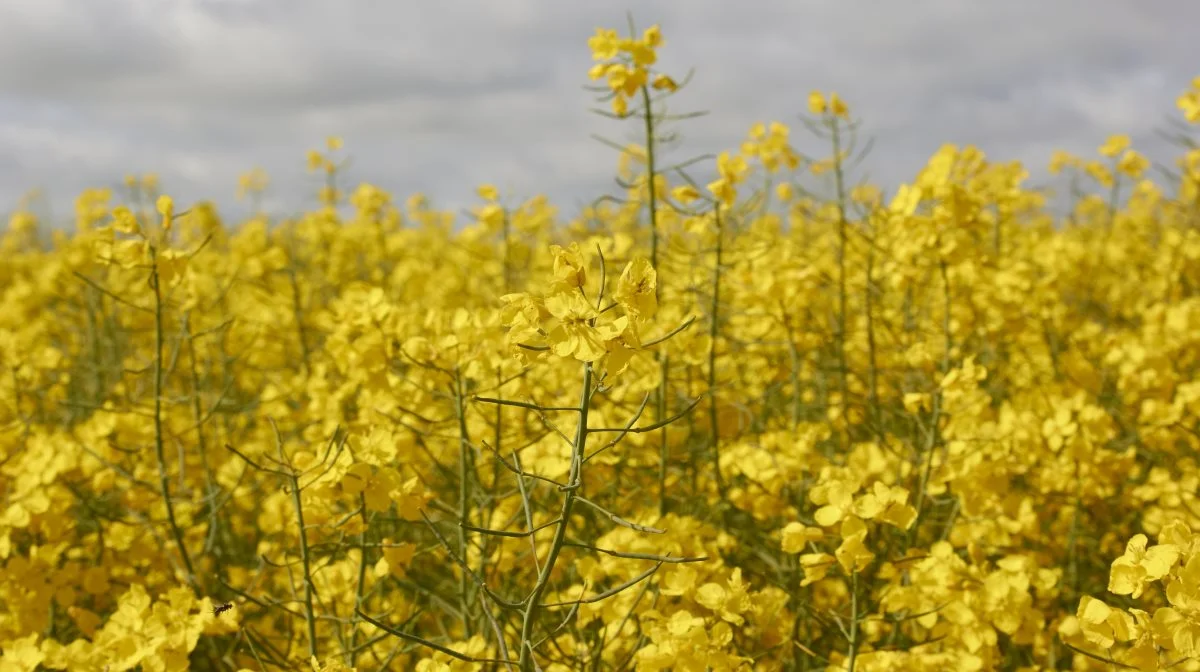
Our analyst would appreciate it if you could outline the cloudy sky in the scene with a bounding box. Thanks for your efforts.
[2,0,1198,225]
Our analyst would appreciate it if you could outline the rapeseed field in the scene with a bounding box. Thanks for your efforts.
[3,20,1200,672]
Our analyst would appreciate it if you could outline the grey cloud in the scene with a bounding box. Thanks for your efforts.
[1,0,1197,223]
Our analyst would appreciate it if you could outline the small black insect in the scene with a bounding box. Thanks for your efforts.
[213,602,234,617]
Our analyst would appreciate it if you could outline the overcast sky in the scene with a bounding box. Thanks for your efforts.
[2,0,1198,226]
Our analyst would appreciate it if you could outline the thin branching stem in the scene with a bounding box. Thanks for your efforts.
[149,243,197,588]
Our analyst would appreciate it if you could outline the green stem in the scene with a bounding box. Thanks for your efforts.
[907,260,952,548]
[707,207,727,498]
[864,223,881,438]
[349,495,369,669]
[149,245,197,588]
[830,120,851,440]
[454,370,477,636]
[183,314,221,585]
[517,363,592,671]
[658,354,670,516]
[282,433,320,660]
[640,84,660,285]
[847,569,859,671]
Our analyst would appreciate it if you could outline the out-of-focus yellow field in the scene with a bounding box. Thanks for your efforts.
[3,21,1200,672]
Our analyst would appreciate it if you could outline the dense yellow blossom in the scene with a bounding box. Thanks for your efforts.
[2,18,1200,672]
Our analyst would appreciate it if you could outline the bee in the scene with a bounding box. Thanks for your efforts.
[213,602,234,617]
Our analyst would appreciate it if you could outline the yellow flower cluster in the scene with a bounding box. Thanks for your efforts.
[1178,76,1200,124]
[587,24,677,117]
[2,18,1200,672]
[741,122,802,175]
[500,242,657,379]
[1066,522,1200,668]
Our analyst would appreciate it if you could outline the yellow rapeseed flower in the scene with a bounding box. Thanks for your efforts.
[807,90,827,115]
[155,194,174,230]
[1099,134,1131,158]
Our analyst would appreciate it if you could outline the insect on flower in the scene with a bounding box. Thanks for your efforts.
[213,602,234,617]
